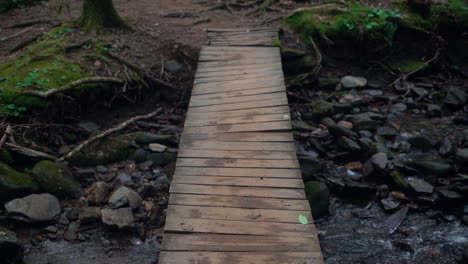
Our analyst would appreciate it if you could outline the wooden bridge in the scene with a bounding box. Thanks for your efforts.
[159,27,324,264]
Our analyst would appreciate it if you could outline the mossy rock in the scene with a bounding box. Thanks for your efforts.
[0,225,24,264]
[390,171,409,189]
[134,132,173,145]
[147,152,177,166]
[0,162,39,203]
[304,181,330,218]
[31,160,83,199]
[311,100,334,118]
[0,149,14,166]
[69,134,134,166]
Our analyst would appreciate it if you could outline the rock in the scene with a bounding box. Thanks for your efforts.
[101,208,134,229]
[147,152,177,166]
[0,149,14,165]
[371,152,388,170]
[304,181,330,218]
[131,149,149,163]
[311,100,334,118]
[337,121,353,129]
[164,60,183,74]
[456,148,468,162]
[86,182,111,204]
[108,186,142,209]
[149,143,167,152]
[444,87,467,107]
[31,160,83,199]
[391,103,407,112]
[390,171,409,189]
[134,132,172,145]
[95,165,108,173]
[5,193,60,222]
[409,160,452,176]
[341,76,367,89]
[298,156,323,181]
[137,161,153,171]
[0,226,24,264]
[408,135,434,151]
[64,229,77,241]
[44,225,58,233]
[328,124,359,138]
[292,120,315,131]
[353,119,378,131]
[78,207,102,223]
[439,138,455,156]
[77,121,100,134]
[337,137,362,152]
[69,134,134,166]
[0,162,39,203]
[66,207,78,220]
[407,177,434,193]
[437,189,462,199]
[426,104,442,117]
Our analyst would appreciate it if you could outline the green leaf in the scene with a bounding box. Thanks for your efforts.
[298,214,308,225]
[458,174,468,179]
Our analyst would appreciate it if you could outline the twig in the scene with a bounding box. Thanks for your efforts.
[309,36,323,77]
[104,52,177,89]
[59,108,163,161]
[387,49,440,88]
[0,125,12,149]
[0,27,33,42]
[5,142,57,160]
[20,77,124,98]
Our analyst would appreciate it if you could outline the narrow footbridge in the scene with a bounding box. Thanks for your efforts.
[160,27,324,264]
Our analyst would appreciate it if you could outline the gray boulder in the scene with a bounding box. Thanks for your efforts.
[101,208,134,229]
[5,193,60,222]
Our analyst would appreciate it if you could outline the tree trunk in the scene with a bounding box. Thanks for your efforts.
[78,0,129,33]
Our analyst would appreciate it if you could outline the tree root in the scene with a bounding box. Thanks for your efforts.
[59,108,163,161]
[20,77,124,98]
[0,27,33,42]
[5,142,58,160]
[104,52,177,90]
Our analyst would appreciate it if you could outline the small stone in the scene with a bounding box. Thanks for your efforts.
[371,152,388,170]
[311,100,334,118]
[353,119,378,131]
[66,207,79,221]
[337,137,362,152]
[58,214,69,225]
[328,124,359,138]
[126,190,142,209]
[407,177,434,193]
[86,181,111,204]
[408,135,434,151]
[101,208,135,230]
[164,60,183,74]
[95,165,108,174]
[292,120,315,131]
[137,161,153,171]
[149,143,167,153]
[337,121,353,129]
[426,104,442,117]
[108,186,142,209]
[5,194,61,222]
[77,121,100,134]
[391,103,407,112]
[78,207,102,223]
[64,229,77,241]
[456,148,468,162]
[44,226,58,233]
[341,76,367,89]
[444,87,467,107]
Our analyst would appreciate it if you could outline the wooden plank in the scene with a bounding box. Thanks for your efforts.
[189,92,284,107]
[180,140,295,151]
[207,31,278,37]
[159,251,322,264]
[206,27,277,32]
[180,131,293,142]
[190,86,285,99]
[172,176,304,189]
[186,106,289,119]
[169,194,310,211]
[174,167,301,178]
[201,45,277,51]
[167,205,312,223]
[185,113,290,127]
[176,158,299,169]
[209,41,276,46]
[188,98,288,113]
[165,216,315,235]
[177,149,297,159]
[197,58,280,68]
[183,121,291,133]
[161,233,321,252]
[170,184,305,199]
[193,75,283,90]
[196,65,281,76]
[194,71,283,84]
[199,53,279,61]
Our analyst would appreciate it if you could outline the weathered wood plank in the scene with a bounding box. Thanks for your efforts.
[176,158,299,169]
[180,140,295,151]
[174,167,302,178]
[159,251,323,264]
[177,149,297,159]
[186,106,289,119]
[161,233,321,252]
[172,176,304,188]
[167,205,312,223]
[180,131,293,142]
[189,92,285,107]
[194,71,283,84]
[190,87,285,100]
[170,184,305,199]
[185,113,290,127]
[183,121,291,133]
[188,99,288,113]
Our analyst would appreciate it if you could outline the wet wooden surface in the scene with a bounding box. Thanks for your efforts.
[160,27,324,264]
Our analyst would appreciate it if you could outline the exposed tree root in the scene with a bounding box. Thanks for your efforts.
[0,27,33,42]
[5,142,57,160]
[20,77,124,98]
[59,108,163,161]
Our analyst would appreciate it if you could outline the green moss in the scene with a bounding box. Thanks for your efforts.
[390,171,408,189]
[389,58,428,73]
[69,134,134,166]
[0,24,89,115]
[31,160,83,199]
[285,3,401,50]
[0,161,39,202]
[271,39,282,46]
[304,181,330,218]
